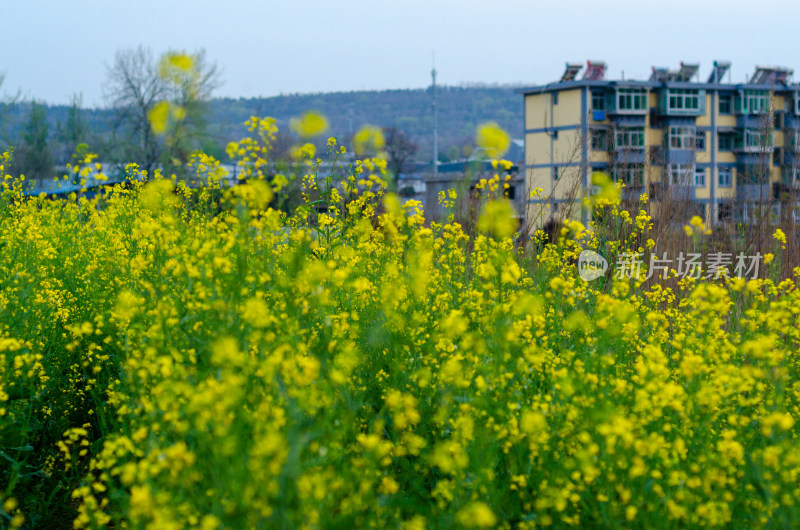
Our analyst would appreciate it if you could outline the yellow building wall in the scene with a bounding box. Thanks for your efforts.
[589,150,609,163]
[525,132,550,167]
[527,167,552,198]
[717,115,737,128]
[552,128,582,164]
[525,166,555,231]
[553,89,582,127]
[553,165,584,201]
[525,201,553,231]
[646,128,664,147]
[525,94,547,131]
[696,95,712,127]
[645,166,661,185]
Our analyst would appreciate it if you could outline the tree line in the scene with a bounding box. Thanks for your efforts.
[0,49,523,184]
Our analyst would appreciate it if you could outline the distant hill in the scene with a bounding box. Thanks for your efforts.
[1,85,524,163]
[208,85,523,160]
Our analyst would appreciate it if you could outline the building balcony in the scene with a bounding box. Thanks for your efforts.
[733,145,774,154]
[647,181,696,201]
[735,153,774,169]
[784,114,800,129]
[733,130,774,155]
[606,88,650,116]
[621,185,647,202]
[736,184,773,202]
[656,90,706,117]
[611,148,647,165]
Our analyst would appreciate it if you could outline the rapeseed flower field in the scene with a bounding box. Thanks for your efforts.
[1,117,800,529]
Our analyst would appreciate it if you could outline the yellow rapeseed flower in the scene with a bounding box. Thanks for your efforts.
[475,122,510,159]
[477,199,517,239]
[590,172,620,206]
[353,125,385,156]
[290,111,329,139]
[148,101,171,135]
[689,215,705,230]
[158,52,196,84]
[456,502,497,528]
[773,228,787,249]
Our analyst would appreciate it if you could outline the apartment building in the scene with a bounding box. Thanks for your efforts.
[519,61,800,228]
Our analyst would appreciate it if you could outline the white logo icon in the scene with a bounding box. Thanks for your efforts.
[578,250,608,281]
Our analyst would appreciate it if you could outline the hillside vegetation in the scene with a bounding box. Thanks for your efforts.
[0,86,523,165]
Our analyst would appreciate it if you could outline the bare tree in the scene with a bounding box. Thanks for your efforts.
[104,46,221,176]
[383,126,418,184]
[161,49,222,175]
[105,46,165,175]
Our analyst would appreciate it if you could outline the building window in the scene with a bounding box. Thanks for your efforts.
[694,167,706,187]
[719,133,734,151]
[591,130,608,151]
[738,129,774,151]
[612,165,644,187]
[667,89,701,111]
[719,167,732,187]
[695,131,706,151]
[616,88,648,111]
[669,125,696,149]
[735,202,749,223]
[786,129,800,152]
[614,127,645,149]
[552,92,558,105]
[591,92,605,111]
[719,94,733,114]
[740,90,770,114]
[552,167,559,181]
[669,164,693,185]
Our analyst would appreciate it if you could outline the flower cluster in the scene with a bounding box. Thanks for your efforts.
[1,119,800,529]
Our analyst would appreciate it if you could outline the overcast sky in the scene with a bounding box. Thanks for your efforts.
[4,0,800,108]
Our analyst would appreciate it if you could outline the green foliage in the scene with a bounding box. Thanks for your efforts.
[10,101,53,181]
[55,94,90,163]
[1,120,800,529]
